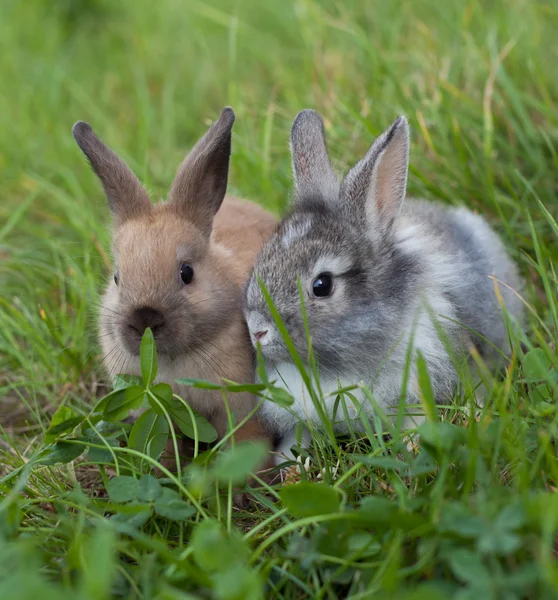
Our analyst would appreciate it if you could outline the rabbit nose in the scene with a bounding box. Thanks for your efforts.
[253,330,268,341]
[130,306,165,335]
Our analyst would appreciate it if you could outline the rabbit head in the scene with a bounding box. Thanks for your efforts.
[73,108,247,373]
[244,110,422,374]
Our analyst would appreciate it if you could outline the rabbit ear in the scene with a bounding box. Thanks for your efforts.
[342,116,409,230]
[290,109,340,206]
[168,107,234,235]
[72,122,151,222]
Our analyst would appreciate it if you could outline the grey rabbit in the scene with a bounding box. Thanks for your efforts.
[244,110,524,464]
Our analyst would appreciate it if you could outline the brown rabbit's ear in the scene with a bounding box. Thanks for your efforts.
[168,107,235,236]
[290,109,340,207]
[342,116,409,230]
[72,122,151,222]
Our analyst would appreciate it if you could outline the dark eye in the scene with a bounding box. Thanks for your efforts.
[312,273,333,297]
[114,271,119,285]
[180,263,194,285]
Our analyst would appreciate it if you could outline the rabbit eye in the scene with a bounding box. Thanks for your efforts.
[114,271,119,285]
[180,263,194,285]
[312,273,333,297]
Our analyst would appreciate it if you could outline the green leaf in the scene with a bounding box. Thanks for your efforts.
[447,549,490,584]
[494,503,525,531]
[358,496,399,526]
[107,476,139,503]
[175,378,223,390]
[137,474,163,502]
[314,520,349,559]
[154,488,195,521]
[266,385,294,408]
[417,421,467,452]
[358,497,426,531]
[174,379,267,394]
[438,503,485,538]
[525,491,558,524]
[213,566,263,600]
[111,504,152,529]
[477,528,521,555]
[101,386,146,422]
[35,441,85,465]
[86,438,119,464]
[93,389,116,413]
[140,327,158,385]
[166,398,218,443]
[191,520,249,573]
[128,409,169,460]
[530,381,553,405]
[154,588,200,600]
[221,382,267,393]
[347,532,381,558]
[523,348,551,380]
[408,451,439,476]
[0,500,21,539]
[151,382,173,402]
[113,374,143,390]
[45,406,76,444]
[280,482,341,517]
[389,584,456,600]
[77,526,116,599]
[45,406,82,443]
[212,441,269,485]
[532,400,555,417]
[45,417,84,442]
[183,463,212,497]
[83,420,126,441]
[285,532,321,569]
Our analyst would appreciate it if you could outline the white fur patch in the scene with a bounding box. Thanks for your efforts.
[395,222,463,291]
[282,217,312,248]
[312,254,353,277]
[394,224,423,255]
[258,361,368,433]
[259,357,429,465]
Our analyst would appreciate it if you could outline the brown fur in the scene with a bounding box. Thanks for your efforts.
[73,108,278,460]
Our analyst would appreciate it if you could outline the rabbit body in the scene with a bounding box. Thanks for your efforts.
[73,109,278,442]
[244,112,523,462]
[101,195,277,437]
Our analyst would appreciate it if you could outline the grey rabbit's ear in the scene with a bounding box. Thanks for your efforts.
[290,109,340,206]
[168,107,235,236]
[342,116,410,230]
[73,122,151,222]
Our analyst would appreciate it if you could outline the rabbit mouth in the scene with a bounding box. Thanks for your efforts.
[120,323,185,361]
[246,310,307,363]
[246,312,281,356]
[249,334,294,363]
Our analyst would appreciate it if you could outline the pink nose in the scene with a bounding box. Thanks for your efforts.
[253,330,268,341]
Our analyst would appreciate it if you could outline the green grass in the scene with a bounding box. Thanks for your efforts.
[1,0,558,598]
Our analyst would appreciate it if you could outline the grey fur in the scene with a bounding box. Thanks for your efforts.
[244,111,524,462]
[341,116,410,230]
[291,109,340,206]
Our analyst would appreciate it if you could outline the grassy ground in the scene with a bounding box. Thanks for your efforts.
[1,0,558,598]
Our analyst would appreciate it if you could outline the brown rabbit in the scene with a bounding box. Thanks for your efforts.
[73,107,278,462]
